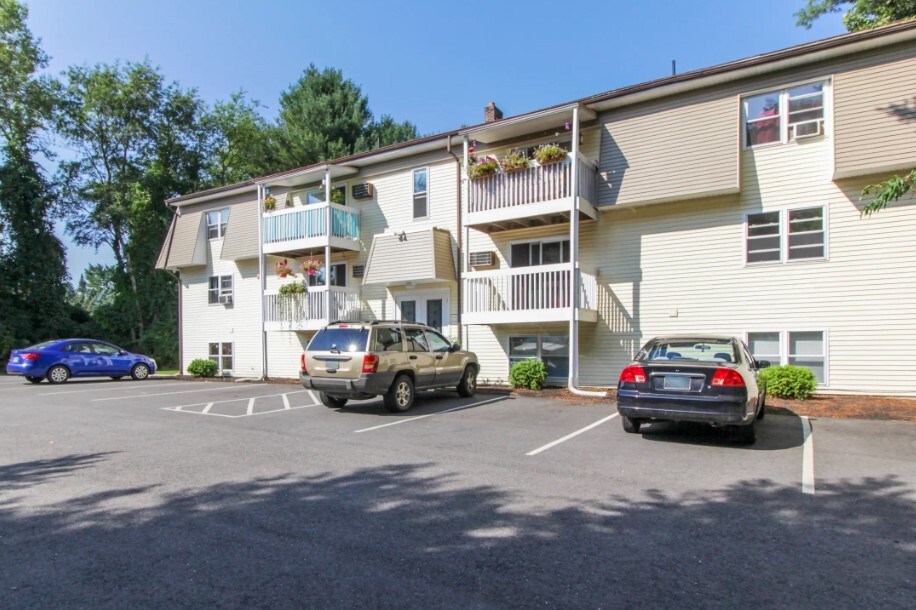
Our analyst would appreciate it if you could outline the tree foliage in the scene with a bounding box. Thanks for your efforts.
[795,0,916,30]
[861,169,915,215]
[203,91,277,186]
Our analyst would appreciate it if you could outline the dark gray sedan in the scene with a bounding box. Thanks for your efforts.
[616,335,769,443]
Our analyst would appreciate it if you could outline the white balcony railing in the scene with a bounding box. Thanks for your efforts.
[262,203,360,246]
[468,156,598,215]
[264,286,361,330]
[463,263,597,323]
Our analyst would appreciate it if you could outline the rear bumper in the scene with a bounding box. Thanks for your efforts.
[5,362,45,377]
[617,391,755,425]
[300,371,396,399]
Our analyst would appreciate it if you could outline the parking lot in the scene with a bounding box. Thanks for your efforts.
[2,375,914,608]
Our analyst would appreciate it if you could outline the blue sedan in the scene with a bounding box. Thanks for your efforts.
[5,339,157,384]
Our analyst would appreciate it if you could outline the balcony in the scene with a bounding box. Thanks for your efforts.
[466,155,599,233]
[463,263,598,325]
[264,286,362,331]
[262,203,360,256]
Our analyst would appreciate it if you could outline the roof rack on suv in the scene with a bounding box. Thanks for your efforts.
[370,320,424,326]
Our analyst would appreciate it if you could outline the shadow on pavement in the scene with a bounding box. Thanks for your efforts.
[328,392,513,417]
[639,414,804,450]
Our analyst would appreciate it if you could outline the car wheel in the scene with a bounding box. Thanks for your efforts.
[319,392,348,409]
[47,365,70,384]
[757,393,766,420]
[456,366,477,398]
[131,363,150,380]
[384,374,415,413]
[734,420,757,445]
[110,376,124,381]
[621,415,641,434]
[26,376,43,384]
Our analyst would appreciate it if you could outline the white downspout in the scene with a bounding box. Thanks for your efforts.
[258,183,268,380]
[324,168,332,323]
[568,107,607,399]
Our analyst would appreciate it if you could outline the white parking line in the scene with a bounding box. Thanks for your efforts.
[201,402,214,414]
[246,398,255,416]
[163,390,308,411]
[801,416,816,495]
[94,384,263,401]
[354,396,508,433]
[526,413,619,456]
[39,381,189,396]
[165,404,318,418]
[282,394,291,409]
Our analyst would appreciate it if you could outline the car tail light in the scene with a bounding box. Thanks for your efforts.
[300,354,307,373]
[711,369,745,387]
[22,353,40,361]
[619,365,646,384]
[362,354,379,374]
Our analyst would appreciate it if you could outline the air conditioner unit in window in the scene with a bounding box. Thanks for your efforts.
[792,120,822,140]
[351,183,374,200]
[218,295,233,306]
[469,251,495,267]
[352,264,365,279]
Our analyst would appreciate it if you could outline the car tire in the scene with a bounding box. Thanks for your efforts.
[621,415,641,434]
[46,365,70,384]
[456,365,477,398]
[26,376,43,384]
[110,376,123,381]
[319,392,348,409]
[757,393,766,420]
[131,363,150,381]
[734,420,757,445]
[384,374,415,413]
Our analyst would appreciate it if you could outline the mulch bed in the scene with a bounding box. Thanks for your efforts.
[486,386,916,422]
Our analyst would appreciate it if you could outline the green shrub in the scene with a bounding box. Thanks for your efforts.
[509,359,548,390]
[758,365,817,400]
[187,358,219,378]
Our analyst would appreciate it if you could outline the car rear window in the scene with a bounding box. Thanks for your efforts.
[642,340,738,364]
[25,341,57,350]
[308,328,369,353]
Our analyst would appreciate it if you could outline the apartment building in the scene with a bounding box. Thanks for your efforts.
[157,22,916,396]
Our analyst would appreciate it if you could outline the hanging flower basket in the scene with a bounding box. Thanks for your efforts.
[263,195,277,211]
[533,143,568,165]
[275,259,295,278]
[300,259,321,276]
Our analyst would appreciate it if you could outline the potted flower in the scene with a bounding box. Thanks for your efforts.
[263,194,277,211]
[467,155,500,179]
[275,259,295,278]
[300,259,322,276]
[278,281,307,295]
[533,143,568,165]
[500,148,530,172]
[277,281,307,326]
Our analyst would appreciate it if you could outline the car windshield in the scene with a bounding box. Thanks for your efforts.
[308,328,369,353]
[24,341,58,350]
[642,340,738,364]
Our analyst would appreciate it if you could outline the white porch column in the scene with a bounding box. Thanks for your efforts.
[569,108,580,389]
[324,168,332,322]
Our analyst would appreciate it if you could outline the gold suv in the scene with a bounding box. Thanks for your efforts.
[300,321,480,412]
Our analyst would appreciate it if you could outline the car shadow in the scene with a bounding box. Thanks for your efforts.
[638,414,804,451]
[329,391,512,417]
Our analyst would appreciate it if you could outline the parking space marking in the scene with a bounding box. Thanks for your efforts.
[161,390,315,418]
[246,398,255,416]
[354,396,508,433]
[94,384,264,401]
[39,381,189,396]
[801,416,815,495]
[201,402,214,414]
[526,413,619,456]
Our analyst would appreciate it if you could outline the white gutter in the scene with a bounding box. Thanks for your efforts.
[568,106,607,399]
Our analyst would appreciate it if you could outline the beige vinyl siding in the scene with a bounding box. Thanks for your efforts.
[179,251,262,378]
[266,331,311,379]
[597,91,739,207]
[363,228,455,285]
[155,214,177,269]
[833,53,916,179]
[165,209,207,268]
[221,196,260,261]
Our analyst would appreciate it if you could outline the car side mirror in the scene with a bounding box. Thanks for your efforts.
[448,343,459,353]
[756,359,771,369]
[119,350,128,356]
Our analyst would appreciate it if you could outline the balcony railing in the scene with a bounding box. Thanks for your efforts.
[262,203,360,246]
[264,286,361,330]
[468,156,598,215]
[463,263,597,324]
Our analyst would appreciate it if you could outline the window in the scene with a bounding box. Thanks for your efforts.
[412,168,428,219]
[509,239,571,267]
[509,335,569,380]
[744,81,826,147]
[400,300,416,323]
[405,327,429,352]
[746,207,825,264]
[308,328,369,352]
[425,330,451,353]
[373,327,404,352]
[208,342,233,371]
[208,275,233,304]
[747,331,826,383]
[207,209,229,239]
[303,185,346,206]
[307,262,346,288]
[92,343,121,356]
[64,342,93,353]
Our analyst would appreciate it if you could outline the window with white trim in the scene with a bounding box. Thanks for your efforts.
[746,206,825,264]
[307,262,347,288]
[208,342,233,371]
[302,185,346,205]
[412,168,428,219]
[207,209,229,239]
[509,238,571,267]
[509,335,569,380]
[743,81,826,147]
[747,331,826,383]
[208,275,233,304]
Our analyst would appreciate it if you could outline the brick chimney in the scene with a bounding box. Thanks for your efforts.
[484,101,503,123]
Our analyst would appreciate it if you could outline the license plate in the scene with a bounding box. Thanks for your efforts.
[663,375,691,390]
[326,364,337,373]
[11,356,19,363]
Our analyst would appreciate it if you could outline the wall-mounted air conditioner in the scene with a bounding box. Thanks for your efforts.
[352,264,365,279]
[791,120,822,140]
[219,295,233,306]
[352,183,374,200]
[469,251,495,267]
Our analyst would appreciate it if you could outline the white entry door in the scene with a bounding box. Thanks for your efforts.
[396,290,450,333]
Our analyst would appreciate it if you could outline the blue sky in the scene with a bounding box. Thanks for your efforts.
[26,0,846,282]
